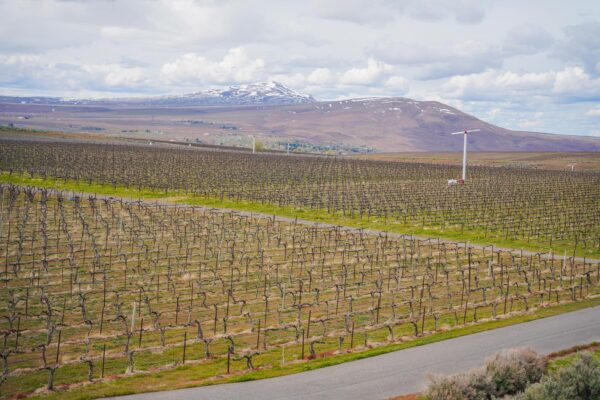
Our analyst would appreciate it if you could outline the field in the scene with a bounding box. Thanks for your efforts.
[0,137,599,398]
[1,185,600,398]
[1,139,599,258]
[3,0,600,398]
[358,152,600,172]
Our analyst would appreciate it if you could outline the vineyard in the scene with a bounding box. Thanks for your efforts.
[1,140,599,257]
[1,185,599,398]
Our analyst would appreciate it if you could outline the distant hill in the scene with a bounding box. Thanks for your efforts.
[178,97,600,152]
[1,84,600,152]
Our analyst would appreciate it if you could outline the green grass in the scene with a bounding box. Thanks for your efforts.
[1,172,597,259]
[0,125,44,133]
[548,346,600,372]
[25,297,600,400]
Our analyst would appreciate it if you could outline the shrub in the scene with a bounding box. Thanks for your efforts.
[425,348,545,400]
[425,370,491,400]
[519,353,600,400]
[485,348,546,397]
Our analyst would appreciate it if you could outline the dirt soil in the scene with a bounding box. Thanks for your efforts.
[388,393,421,400]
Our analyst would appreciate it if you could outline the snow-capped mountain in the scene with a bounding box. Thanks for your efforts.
[141,81,316,106]
[3,89,600,151]
[0,82,316,107]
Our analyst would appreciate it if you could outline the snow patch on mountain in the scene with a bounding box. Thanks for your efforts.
[147,81,316,106]
[0,82,315,107]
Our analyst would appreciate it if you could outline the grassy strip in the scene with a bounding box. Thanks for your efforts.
[1,172,597,259]
[548,344,600,372]
[27,297,600,400]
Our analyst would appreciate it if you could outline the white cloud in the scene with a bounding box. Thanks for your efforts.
[503,24,553,54]
[517,119,541,129]
[443,67,600,102]
[554,22,600,76]
[161,48,265,85]
[271,64,408,98]
[487,107,501,119]
[339,58,393,85]
[495,71,554,91]
[0,54,150,92]
[403,0,486,25]
[4,54,41,65]
[586,106,600,117]
[553,67,600,99]
[269,73,306,88]
[312,0,485,25]
[307,68,334,85]
[83,64,146,87]
[384,76,409,93]
[370,24,553,80]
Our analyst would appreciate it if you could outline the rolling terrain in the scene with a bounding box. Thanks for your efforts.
[2,82,600,152]
[1,134,599,399]
[174,98,600,152]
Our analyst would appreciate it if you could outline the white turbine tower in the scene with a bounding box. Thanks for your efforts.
[450,129,480,182]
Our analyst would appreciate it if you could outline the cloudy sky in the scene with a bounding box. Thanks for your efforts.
[1,0,600,136]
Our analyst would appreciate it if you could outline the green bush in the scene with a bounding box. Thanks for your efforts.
[519,353,600,400]
[254,140,265,151]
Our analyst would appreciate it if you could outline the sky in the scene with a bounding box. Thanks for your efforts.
[1,0,600,136]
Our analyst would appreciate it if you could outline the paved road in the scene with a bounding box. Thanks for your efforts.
[108,305,600,400]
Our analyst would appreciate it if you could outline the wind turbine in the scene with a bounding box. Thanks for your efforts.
[450,129,480,182]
